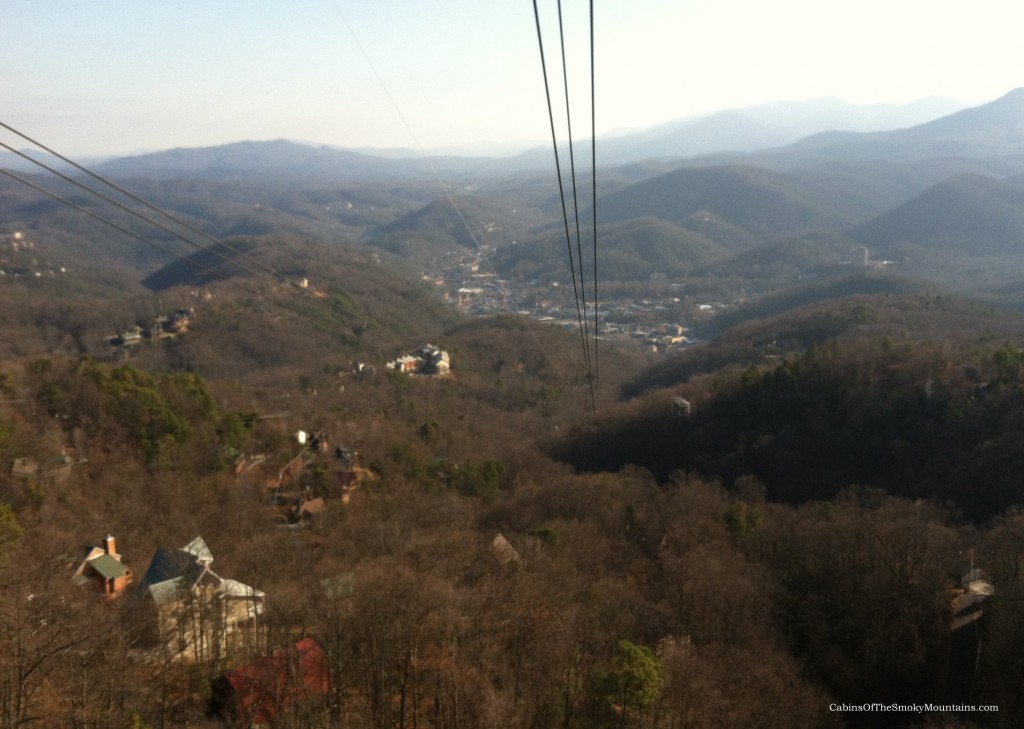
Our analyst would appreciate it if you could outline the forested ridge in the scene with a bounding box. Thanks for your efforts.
[0,244,1021,729]
[1,305,1024,728]
[558,336,1024,521]
[7,91,1024,728]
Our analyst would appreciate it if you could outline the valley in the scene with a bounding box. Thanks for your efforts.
[3,90,1024,729]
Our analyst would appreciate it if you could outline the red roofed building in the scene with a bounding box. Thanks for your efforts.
[210,637,329,727]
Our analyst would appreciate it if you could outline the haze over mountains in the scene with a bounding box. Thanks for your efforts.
[0,93,972,178]
[5,88,1024,313]
[100,94,977,178]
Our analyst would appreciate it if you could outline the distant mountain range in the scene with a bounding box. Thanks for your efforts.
[0,93,985,180]
[93,89,1024,183]
[555,95,970,164]
[747,88,1024,175]
[587,89,1024,242]
[503,88,1024,299]
[6,87,1024,321]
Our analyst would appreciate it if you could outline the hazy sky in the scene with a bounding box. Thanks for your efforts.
[2,0,1022,157]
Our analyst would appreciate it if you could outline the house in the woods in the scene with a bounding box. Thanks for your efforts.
[491,532,525,567]
[209,637,329,727]
[70,534,133,598]
[11,450,75,484]
[386,344,451,377]
[951,565,995,631]
[135,536,266,662]
[332,445,375,502]
[10,457,39,479]
[271,495,327,527]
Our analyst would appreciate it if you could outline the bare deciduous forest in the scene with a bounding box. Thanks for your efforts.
[1,296,1023,729]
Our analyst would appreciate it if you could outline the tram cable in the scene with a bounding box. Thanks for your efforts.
[532,0,599,410]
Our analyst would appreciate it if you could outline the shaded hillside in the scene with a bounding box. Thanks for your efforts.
[622,292,1020,397]
[494,217,732,283]
[852,174,1024,254]
[558,336,1024,521]
[141,238,256,291]
[704,270,926,337]
[595,165,855,240]
[372,194,546,261]
[0,234,462,376]
[0,174,187,271]
[437,314,649,417]
[0,172,436,273]
[112,176,435,241]
[623,298,880,398]
[699,230,861,282]
[126,238,461,378]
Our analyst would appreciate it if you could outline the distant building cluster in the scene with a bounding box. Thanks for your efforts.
[263,428,374,524]
[113,307,196,348]
[386,343,451,377]
[0,230,32,252]
[428,251,703,355]
[10,448,76,484]
[0,230,68,279]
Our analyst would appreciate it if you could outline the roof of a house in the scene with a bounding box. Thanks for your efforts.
[137,546,210,605]
[218,578,266,601]
[491,532,524,566]
[300,497,326,516]
[80,545,104,562]
[181,536,214,564]
[139,548,206,589]
[139,537,265,610]
[88,553,129,580]
[148,576,188,606]
[10,457,39,477]
[214,638,328,724]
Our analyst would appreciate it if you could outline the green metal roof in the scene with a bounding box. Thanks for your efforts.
[88,553,128,580]
[148,576,187,606]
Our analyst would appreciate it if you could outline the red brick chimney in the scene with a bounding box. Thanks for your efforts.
[104,534,119,560]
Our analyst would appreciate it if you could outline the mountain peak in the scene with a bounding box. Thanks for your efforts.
[911,87,1024,139]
